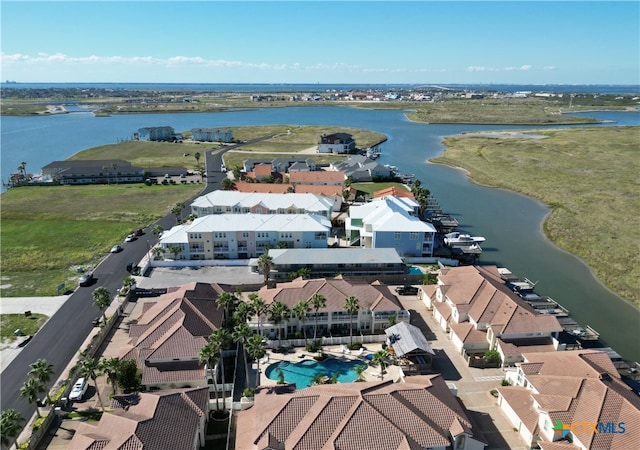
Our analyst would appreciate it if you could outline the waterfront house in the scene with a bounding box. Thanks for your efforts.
[135,126,175,141]
[236,375,487,450]
[498,350,640,450]
[190,190,334,219]
[255,276,409,339]
[346,195,436,257]
[422,265,564,366]
[262,247,406,280]
[316,132,356,154]
[330,154,393,181]
[385,321,435,373]
[243,157,317,173]
[190,127,232,143]
[159,213,331,260]
[69,388,209,450]
[118,282,228,390]
[41,159,145,185]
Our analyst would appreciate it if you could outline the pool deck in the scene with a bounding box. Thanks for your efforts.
[257,343,401,386]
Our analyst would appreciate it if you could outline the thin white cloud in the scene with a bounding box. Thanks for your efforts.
[467,64,554,72]
[0,52,444,75]
[466,66,499,72]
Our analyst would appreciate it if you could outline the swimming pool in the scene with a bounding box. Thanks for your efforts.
[265,358,367,389]
[408,266,424,275]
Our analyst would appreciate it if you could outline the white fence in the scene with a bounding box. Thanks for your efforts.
[266,333,387,349]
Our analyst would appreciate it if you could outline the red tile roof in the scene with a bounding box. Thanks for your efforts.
[236,375,486,450]
[235,181,290,193]
[119,282,227,385]
[289,170,345,185]
[69,388,209,450]
[257,276,402,312]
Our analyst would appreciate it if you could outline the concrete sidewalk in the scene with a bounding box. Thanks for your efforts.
[397,294,528,450]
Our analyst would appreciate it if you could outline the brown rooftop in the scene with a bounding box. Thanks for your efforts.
[237,375,486,450]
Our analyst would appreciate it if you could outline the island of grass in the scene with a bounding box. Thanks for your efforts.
[432,125,640,307]
[0,125,386,297]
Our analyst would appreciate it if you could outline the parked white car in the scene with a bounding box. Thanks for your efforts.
[69,377,88,401]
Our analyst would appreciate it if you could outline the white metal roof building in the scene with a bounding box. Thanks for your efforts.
[190,190,335,218]
[347,196,436,257]
[159,213,331,260]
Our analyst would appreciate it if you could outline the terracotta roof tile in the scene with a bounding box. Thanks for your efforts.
[237,375,486,450]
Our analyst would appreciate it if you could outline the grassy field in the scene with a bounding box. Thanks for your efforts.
[406,98,600,124]
[68,140,220,170]
[0,313,48,341]
[221,125,386,169]
[0,183,202,296]
[433,126,640,307]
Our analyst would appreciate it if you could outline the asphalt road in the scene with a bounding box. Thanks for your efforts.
[0,146,235,421]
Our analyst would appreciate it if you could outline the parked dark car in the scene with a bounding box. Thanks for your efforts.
[79,273,95,287]
[395,285,418,296]
[133,228,144,236]
[126,262,135,272]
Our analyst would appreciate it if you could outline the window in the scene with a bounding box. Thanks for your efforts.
[394,232,402,240]
[242,232,249,238]
[409,232,419,240]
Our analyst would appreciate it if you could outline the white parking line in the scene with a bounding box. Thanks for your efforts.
[474,375,505,382]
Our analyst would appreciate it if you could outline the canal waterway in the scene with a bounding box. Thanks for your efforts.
[1,106,639,361]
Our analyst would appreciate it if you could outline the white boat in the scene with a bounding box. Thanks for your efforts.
[444,232,486,247]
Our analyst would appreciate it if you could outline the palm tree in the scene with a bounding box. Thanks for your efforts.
[233,301,252,326]
[198,342,221,411]
[152,224,164,236]
[112,162,118,184]
[80,358,105,412]
[344,296,360,348]
[92,286,112,323]
[151,246,165,261]
[167,245,182,260]
[257,253,273,286]
[245,334,266,376]
[194,151,201,165]
[1,409,24,450]
[232,323,252,387]
[292,300,311,346]
[171,202,184,223]
[311,293,327,341]
[19,378,45,418]
[28,359,54,405]
[354,364,366,382]
[372,350,389,381]
[248,294,267,336]
[221,178,235,191]
[216,292,237,327]
[100,357,121,396]
[269,301,290,348]
[210,329,230,411]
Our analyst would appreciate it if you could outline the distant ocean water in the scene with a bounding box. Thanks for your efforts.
[2,82,639,95]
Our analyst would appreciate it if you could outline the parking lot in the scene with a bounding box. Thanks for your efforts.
[135,264,264,289]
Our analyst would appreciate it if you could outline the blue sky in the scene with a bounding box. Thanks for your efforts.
[1,1,638,84]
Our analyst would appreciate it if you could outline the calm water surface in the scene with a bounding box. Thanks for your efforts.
[2,107,638,360]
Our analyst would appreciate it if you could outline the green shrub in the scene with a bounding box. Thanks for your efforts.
[243,388,255,398]
[349,341,362,351]
[485,350,501,364]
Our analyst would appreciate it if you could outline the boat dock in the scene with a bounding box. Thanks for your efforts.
[498,269,601,344]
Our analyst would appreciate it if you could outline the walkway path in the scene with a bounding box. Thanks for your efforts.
[397,294,528,450]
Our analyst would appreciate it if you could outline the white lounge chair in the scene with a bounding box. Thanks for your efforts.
[356,348,364,356]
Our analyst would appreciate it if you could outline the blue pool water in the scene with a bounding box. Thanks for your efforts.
[408,266,424,275]
[265,358,367,389]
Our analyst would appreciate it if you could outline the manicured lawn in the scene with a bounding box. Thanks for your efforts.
[433,126,640,306]
[1,183,202,296]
